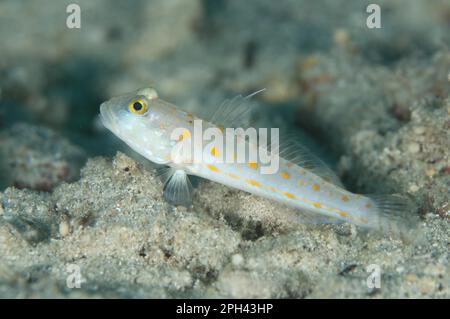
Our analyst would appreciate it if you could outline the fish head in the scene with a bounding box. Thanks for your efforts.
[99,87,176,164]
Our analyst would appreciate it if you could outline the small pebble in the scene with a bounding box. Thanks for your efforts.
[113,152,138,173]
[409,184,419,193]
[408,142,420,154]
[413,126,426,135]
[231,254,244,267]
[59,220,70,237]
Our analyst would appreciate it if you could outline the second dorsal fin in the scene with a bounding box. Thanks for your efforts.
[273,134,344,187]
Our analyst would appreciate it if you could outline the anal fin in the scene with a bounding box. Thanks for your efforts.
[290,208,344,225]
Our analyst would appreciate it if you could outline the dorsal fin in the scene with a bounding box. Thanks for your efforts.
[207,89,265,128]
[273,134,343,187]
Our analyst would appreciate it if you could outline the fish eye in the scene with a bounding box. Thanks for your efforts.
[128,98,148,115]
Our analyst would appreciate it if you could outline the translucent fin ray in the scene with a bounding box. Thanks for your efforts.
[366,194,421,240]
[273,134,343,187]
[290,208,344,225]
[207,89,265,129]
[162,169,193,207]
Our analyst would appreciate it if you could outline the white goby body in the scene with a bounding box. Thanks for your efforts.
[100,87,418,236]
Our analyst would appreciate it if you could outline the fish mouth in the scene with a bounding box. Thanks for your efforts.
[99,102,116,132]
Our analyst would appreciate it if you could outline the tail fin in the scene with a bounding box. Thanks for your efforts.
[365,194,421,241]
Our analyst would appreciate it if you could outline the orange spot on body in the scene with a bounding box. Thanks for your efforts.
[178,129,191,141]
[246,179,262,187]
[280,171,290,179]
[341,195,349,202]
[339,211,349,217]
[248,161,258,170]
[313,202,322,208]
[207,164,219,172]
[226,172,240,180]
[365,203,373,209]
[284,192,296,199]
[210,146,220,157]
[312,184,321,191]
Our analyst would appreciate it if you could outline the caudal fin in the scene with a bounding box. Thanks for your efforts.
[366,194,421,241]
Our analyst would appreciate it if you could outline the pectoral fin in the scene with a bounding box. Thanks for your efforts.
[163,169,193,207]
